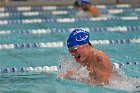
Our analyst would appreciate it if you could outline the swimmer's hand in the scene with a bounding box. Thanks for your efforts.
[58,70,75,79]
[58,70,85,80]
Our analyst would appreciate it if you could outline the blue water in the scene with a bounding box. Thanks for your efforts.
[0,5,140,93]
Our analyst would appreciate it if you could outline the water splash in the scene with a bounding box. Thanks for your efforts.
[105,68,140,92]
[58,55,90,81]
[58,55,140,92]
[58,55,80,74]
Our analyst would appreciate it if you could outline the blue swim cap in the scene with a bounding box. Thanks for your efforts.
[81,0,91,4]
[67,28,89,48]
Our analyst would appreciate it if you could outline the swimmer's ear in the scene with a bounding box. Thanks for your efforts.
[88,42,92,46]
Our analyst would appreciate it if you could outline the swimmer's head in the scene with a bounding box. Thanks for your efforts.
[67,28,90,48]
[80,0,91,4]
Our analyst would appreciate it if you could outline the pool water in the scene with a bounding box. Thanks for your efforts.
[0,4,140,93]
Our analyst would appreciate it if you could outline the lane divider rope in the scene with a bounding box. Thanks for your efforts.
[1,8,140,18]
[0,8,140,18]
[0,26,140,35]
[0,61,139,73]
[0,38,140,49]
[0,16,140,25]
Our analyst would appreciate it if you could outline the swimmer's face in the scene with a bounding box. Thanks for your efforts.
[68,43,89,63]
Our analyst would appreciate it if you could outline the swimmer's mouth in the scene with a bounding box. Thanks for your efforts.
[75,54,80,59]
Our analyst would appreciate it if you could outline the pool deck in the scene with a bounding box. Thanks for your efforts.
[0,0,140,7]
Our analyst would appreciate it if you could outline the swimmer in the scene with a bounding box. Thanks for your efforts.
[58,28,140,91]
[74,0,101,17]
[60,28,113,86]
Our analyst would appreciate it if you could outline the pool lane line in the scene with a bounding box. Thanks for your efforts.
[0,61,139,73]
[0,8,140,18]
[0,16,140,25]
[0,38,140,49]
[0,25,140,35]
